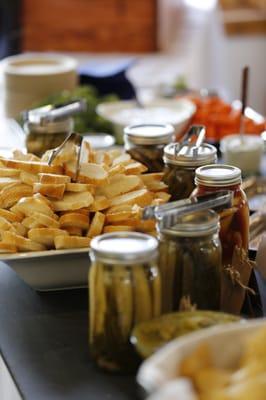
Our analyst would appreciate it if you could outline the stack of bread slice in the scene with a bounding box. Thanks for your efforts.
[0,143,170,253]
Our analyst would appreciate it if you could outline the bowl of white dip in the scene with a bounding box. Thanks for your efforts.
[97,98,196,144]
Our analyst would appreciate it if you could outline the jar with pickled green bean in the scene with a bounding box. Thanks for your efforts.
[124,124,174,172]
[158,210,222,313]
[89,232,161,372]
[163,142,217,201]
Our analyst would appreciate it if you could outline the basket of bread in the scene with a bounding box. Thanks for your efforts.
[0,135,170,290]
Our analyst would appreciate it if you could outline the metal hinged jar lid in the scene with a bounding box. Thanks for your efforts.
[160,209,220,237]
[23,100,86,135]
[124,124,174,145]
[163,142,217,167]
[90,232,158,264]
[195,164,242,187]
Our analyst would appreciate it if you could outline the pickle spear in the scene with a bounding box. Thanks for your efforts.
[150,265,161,318]
[132,264,152,324]
[113,265,133,341]
[94,262,107,337]
[89,263,97,343]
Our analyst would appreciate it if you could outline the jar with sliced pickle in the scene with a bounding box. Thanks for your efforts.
[163,142,217,201]
[89,232,161,372]
[158,210,222,313]
[25,118,73,157]
[124,124,174,172]
[194,165,249,266]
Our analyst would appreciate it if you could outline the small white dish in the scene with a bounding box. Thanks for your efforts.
[220,134,264,176]
[0,248,89,291]
[97,98,196,144]
[137,318,266,396]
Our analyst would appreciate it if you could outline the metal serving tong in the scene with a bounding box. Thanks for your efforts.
[143,190,233,229]
[47,132,83,181]
[23,100,87,126]
[174,125,206,157]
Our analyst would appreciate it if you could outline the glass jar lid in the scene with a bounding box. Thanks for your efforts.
[90,232,158,264]
[161,209,219,237]
[124,124,174,145]
[163,142,217,167]
[25,118,73,135]
[195,164,242,187]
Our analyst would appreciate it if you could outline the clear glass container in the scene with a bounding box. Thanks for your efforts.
[158,210,222,313]
[124,124,174,172]
[163,142,217,201]
[25,118,73,157]
[193,164,249,266]
[89,232,161,372]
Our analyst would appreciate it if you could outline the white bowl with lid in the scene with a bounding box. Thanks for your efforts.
[2,53,78,117]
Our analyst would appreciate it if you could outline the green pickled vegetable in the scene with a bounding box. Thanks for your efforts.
[131,310,241,358]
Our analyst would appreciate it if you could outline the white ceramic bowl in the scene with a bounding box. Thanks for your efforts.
[137,318,266,397]
[220,134,264,175]
[2,53,77,117]
[97,98,196,144]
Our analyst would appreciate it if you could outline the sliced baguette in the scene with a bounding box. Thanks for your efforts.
[2,231,46,252]
[103,225,135,233]
[33,183,66,200]
[0,242,17,253]
[0,158,63,175]
[54,235,91,250]
[77,163,108,185]
[28,228,68,248]
[0,208,23,223]
[124,162,148,175]
[86,212,105,238]
[112,153,131,166]
[64,226,83,236]
[66,182,95,193]
[0,183,33,208]
[12,197,55,218]
[59,212,90,230]
[20,171,38,185]
[0,177,21,190]
[0,168,21,177]
[140,173,164,183]
[22,212,60,229]
[109,189,153,208]
[38,173,71,184]
[100,174,141,199]
[89,196,110,212]
[52,191,94,212]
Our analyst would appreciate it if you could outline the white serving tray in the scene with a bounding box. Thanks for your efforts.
[0,248,89,291]
[137,318,266,398]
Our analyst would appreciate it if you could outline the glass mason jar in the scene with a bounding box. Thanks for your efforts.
[158,210,222,313]
[24,118,73,157]
[193,165,249,266]
[163,142,217,201]
[124,124,174,172]
[89,232,161,372]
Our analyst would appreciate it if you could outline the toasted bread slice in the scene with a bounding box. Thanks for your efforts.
[32,193,54,209]
[66,182,95,193]
[52,191,94,212]
[76,163,108,185]
[107,148,123,161]
[105,208,141,224]
[59,213,90,230]
[0,216,14,231]
[12,222,28,237]
[109,189,153,208]
[100,174,141,199]
[135,220,156,232]
[64,226,83,236]
[0,158,63,175]
[106,204,136,214]
[28,228,68,248]
[144,180,168,192]
[0,242,17,253]
[33,183,66,200]
[94,151,112,166]
[89,196,110,212]
[20,171,38,185]
[112,153,131,166]
[0,168,21,177]
[22,212,60,229]
[124,162,148,175]
[140,173,164,183]
[38,173,71,184]
[12,196,55,218]
[86,212,105,238]
[0,208,23,223]
[13,150,40,162]
[108,164,126,177]
[2,231,46,251]
[0,177,21,190]
[54,235,91,250]
[0,183,33,208]
[103,225,135,233]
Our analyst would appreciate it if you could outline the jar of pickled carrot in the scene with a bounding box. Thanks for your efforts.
[193,165,249,266]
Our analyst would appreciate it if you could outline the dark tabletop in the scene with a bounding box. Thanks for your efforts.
[0,262,139,400]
